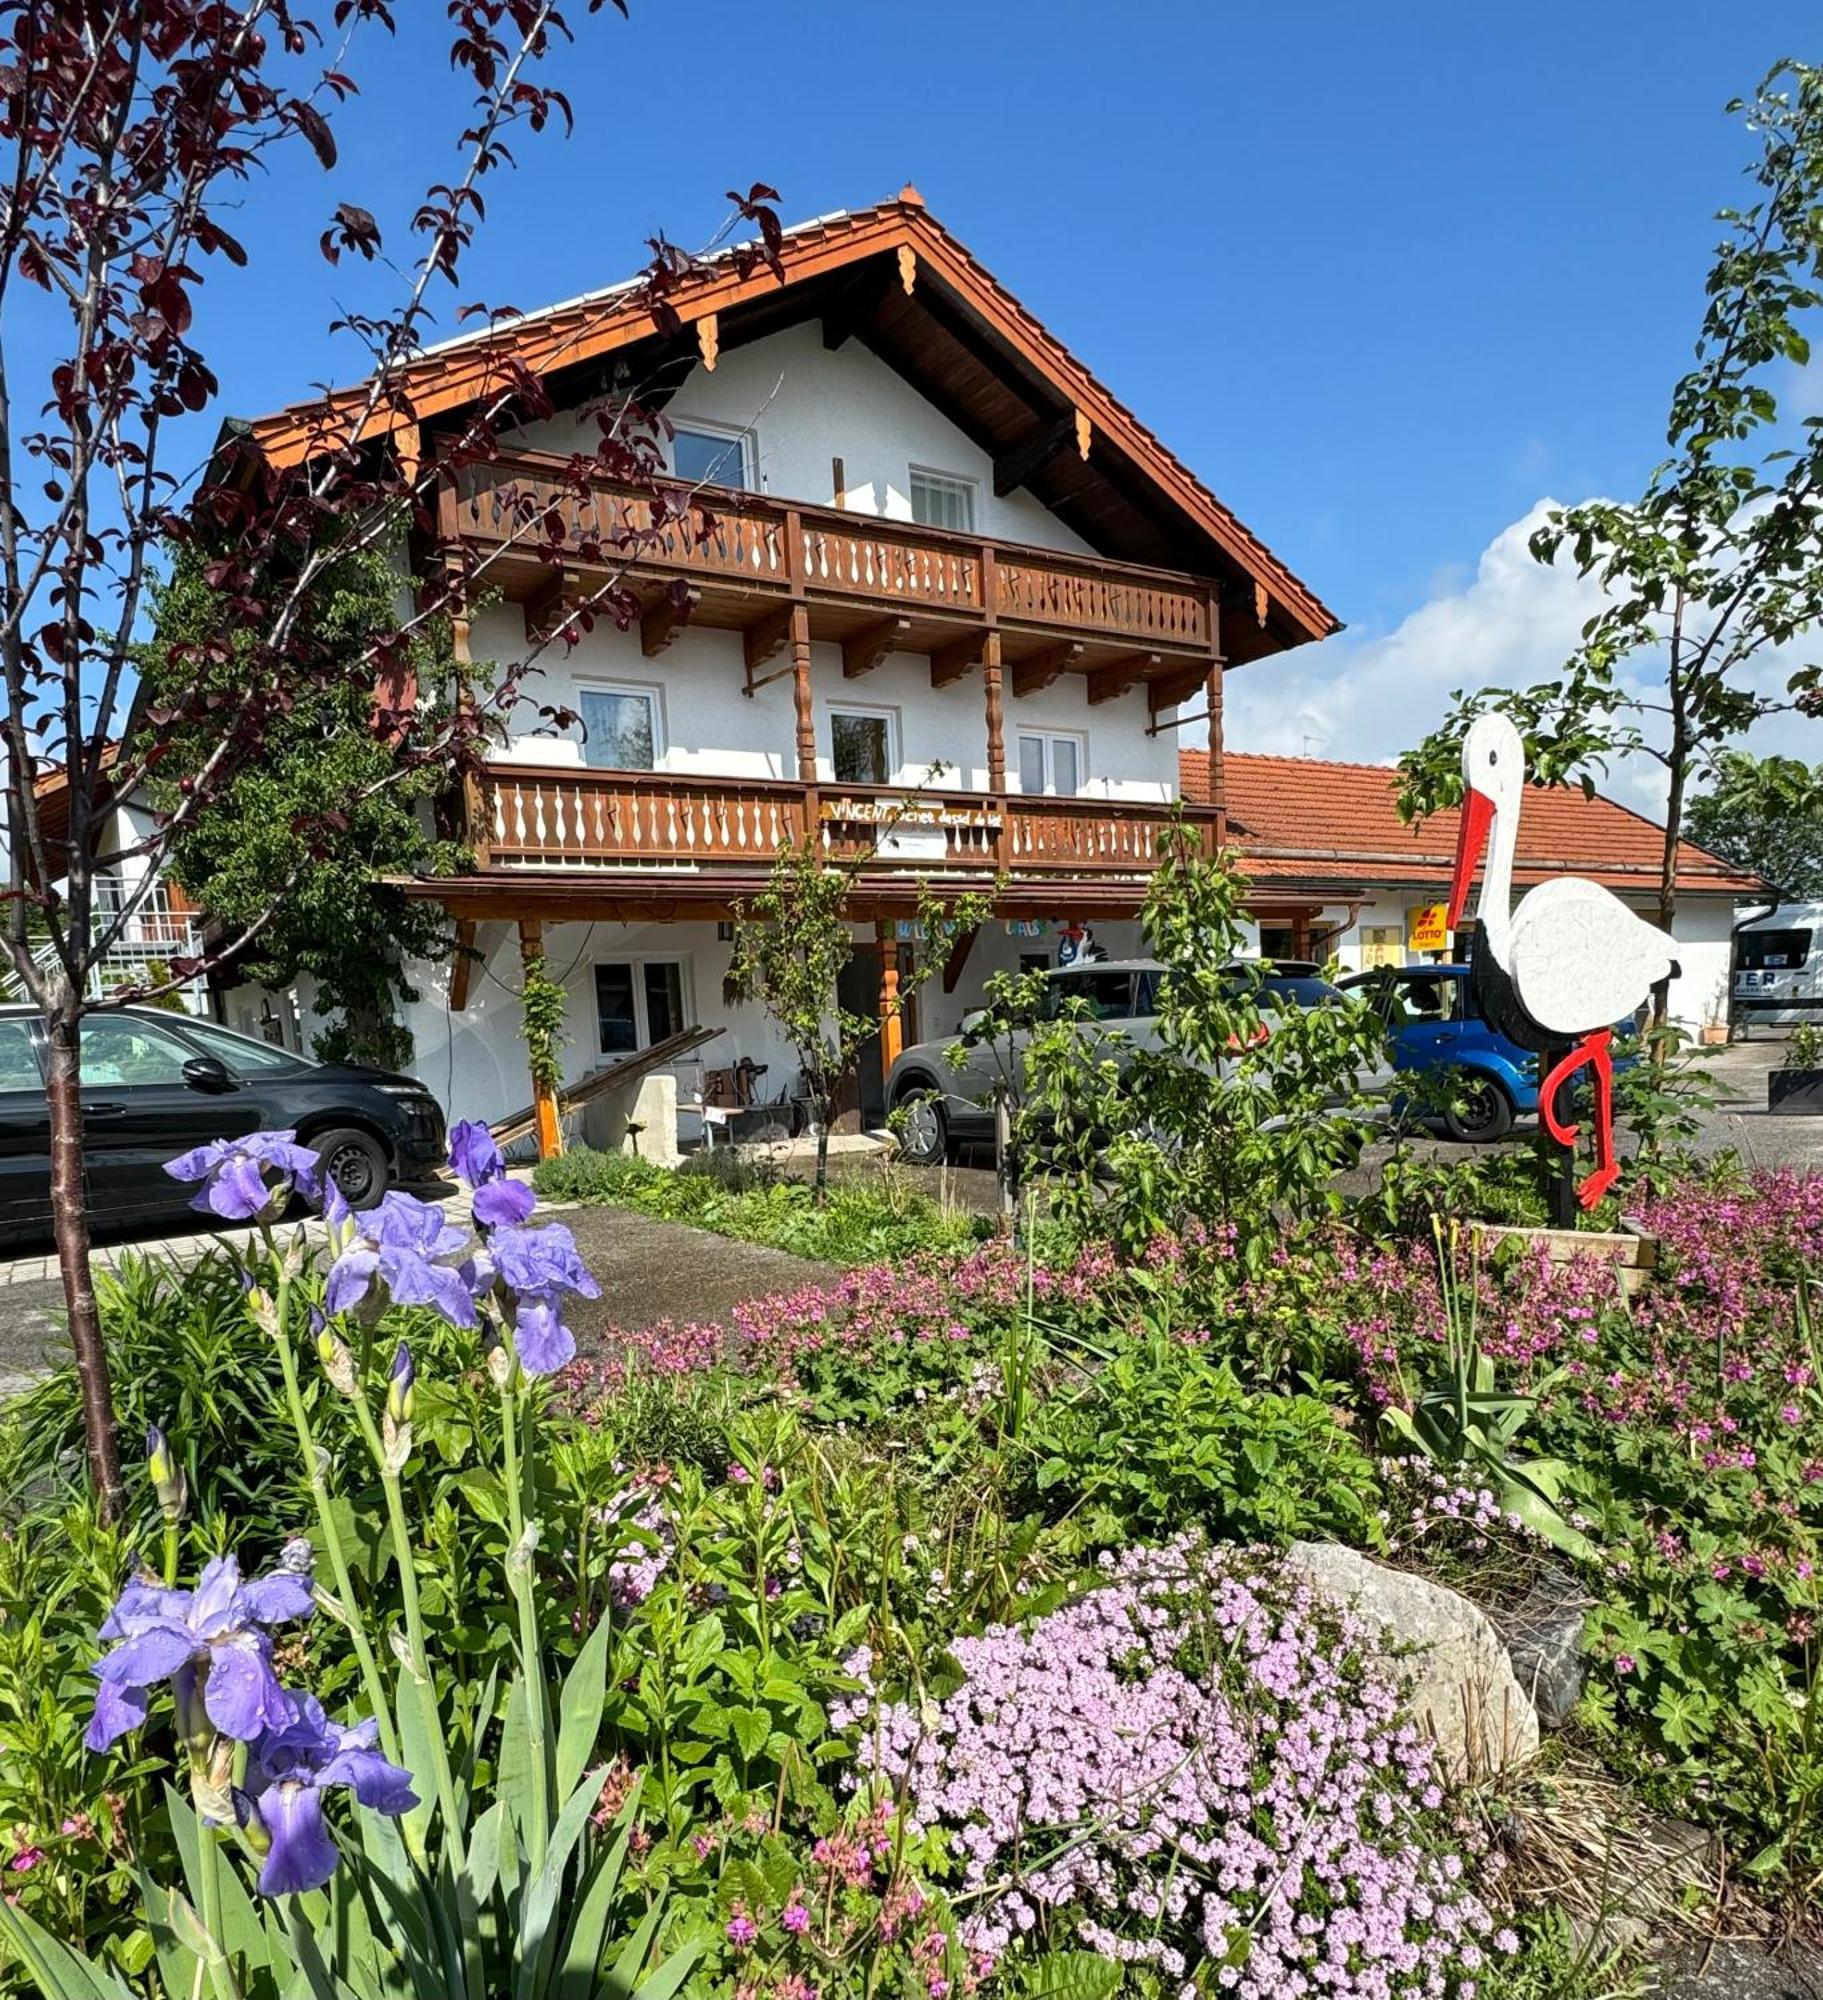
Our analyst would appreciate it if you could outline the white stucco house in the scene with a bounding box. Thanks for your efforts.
[238,189,1342,1145]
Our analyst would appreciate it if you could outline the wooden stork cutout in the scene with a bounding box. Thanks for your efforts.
[1449,712,1679,1211]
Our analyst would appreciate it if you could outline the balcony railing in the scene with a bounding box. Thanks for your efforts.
[473,765,1218,878]
[440,453,1219,664]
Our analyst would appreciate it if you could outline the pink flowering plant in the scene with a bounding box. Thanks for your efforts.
[846,1536,1507,1997]
[1334,1171,1823,1888]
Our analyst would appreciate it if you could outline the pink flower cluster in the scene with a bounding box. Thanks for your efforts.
[849,1538,1502,1998]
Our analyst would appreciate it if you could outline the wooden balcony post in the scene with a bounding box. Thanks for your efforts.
[790,602,819,846]
[517,916,564,1161]
[983,631,1008,869]
[1207,596,1226,852]
[875,918,903,1073]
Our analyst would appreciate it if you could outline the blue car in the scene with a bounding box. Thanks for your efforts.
[1337,964,1542,1142]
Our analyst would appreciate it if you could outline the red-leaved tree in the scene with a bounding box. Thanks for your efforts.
[0,0,781,1507]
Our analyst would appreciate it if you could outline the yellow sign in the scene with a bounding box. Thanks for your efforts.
[1406,903,1449,953]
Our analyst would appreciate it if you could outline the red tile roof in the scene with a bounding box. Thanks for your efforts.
[1181,749,1765,899]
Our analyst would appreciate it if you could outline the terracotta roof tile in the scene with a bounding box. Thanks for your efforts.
[1181,749,1764,899]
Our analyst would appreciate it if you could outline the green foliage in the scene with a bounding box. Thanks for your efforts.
[726,837,993,1198]
[138,535,464,1069]
[532,1144,982,1266]
[519,954,569,1093]
[1398,63,1823,930]
[1017,1338,1382,1554]
[1010,824,1388,1269]
[1611,1023,1724,1195]
[1788,1020,1823,1069]
[1687,750,1823,902]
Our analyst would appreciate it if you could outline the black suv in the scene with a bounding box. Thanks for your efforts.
[0,1005,447,1240]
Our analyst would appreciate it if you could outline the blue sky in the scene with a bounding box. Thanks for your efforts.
[146,2,1823,790]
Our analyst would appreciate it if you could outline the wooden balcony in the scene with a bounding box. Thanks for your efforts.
[469,764,1217,888]
[438,452,1222,702]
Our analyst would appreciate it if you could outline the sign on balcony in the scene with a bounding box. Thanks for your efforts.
[876,821,952,863]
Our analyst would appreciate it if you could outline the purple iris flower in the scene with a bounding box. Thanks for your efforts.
[241,1694,417,1896]
[323,1191,477,1329]
[86,1555,313,1753]
[486,1220,599,1377]
[448,1117,536,1229]
[164,1131,321,1221]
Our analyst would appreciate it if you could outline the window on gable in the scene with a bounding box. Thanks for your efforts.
[1016,729,1083,798]
[672,422,754,491]
[831,708,895,786]
[579,685,661,771]
[909,468,977,533]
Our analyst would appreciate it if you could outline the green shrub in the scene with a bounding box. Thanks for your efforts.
[1014,1337,1383,1555]
[533,1144,982,1266]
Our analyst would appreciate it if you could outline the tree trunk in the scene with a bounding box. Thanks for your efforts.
[43,993,122,1513]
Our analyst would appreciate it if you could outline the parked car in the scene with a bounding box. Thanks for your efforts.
[1334,964,1546,1141]
[885,959,1376,1165]
[0,1005,448,1240]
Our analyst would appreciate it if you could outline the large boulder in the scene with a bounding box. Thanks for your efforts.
[1285,1541,1540,1780]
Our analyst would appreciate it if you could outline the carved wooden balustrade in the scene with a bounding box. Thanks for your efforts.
[441,453,1218,661]
[475,765,1218,877]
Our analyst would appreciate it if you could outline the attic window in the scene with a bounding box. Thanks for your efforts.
[909,468,976,533]
[672,422,754,491]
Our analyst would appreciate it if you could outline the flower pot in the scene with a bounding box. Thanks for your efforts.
[1769,1066,1823,1115]
[1699,1023,1729,1046]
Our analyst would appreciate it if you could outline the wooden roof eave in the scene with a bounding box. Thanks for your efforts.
[241,201,1338,654]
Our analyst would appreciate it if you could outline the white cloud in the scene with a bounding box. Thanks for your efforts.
[1224,499,1823,820]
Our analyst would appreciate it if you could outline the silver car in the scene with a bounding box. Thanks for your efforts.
[884,959,1365,1165]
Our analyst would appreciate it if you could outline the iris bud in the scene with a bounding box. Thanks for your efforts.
[146,1424,186,1525]
[386,1343,416,1425]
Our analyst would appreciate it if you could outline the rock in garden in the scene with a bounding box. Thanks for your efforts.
[1284,1541,1540,1779]
[1494,1566,1593,1729]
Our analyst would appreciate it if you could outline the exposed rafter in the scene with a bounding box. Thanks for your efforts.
[842,615,911,679]
[1012,641,1084,699]
[523,569,577,644]
[993,412,1075,498]
[741,605,795,688]
[640,586,700,658]
[930,633,987,688]
[820,262,894,350]
[1086,651,1161,705]
[1147,663,1208,714]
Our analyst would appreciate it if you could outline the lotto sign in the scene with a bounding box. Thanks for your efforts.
[1406,903,1449,952]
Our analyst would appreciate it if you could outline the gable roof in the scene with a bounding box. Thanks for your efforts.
[1182,749,1766,900]
[239,192,1337,664]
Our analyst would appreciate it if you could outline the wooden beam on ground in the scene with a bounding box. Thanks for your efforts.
[640,585,700,659]
[489,1024,720,1152]
[1086,651,1161,705]
[842,615,911,680]
[448,919,479,1011]
[742,604,795,685]
[942,922,979,994]
[993,413,1075,497]
[930,632,986,689]
[1012,641,1085,699]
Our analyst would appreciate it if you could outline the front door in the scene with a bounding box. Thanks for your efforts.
[77,1014,261,1222]
[833,954,882,1131]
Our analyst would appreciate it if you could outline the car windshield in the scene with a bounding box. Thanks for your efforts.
[1259,975,1341,1009]
[177,1018,313,1078]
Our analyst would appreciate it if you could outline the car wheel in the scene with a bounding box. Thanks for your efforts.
[310,1127,389,1210]
[1443,1077,1514,1144]
[894,1088,948,1166]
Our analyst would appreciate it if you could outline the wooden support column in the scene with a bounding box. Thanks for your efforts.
[449,919,479,1011]
[983,632,1007,870]
[876,919,903,1072]
[790,602,819,842]
[517,916,563,1161]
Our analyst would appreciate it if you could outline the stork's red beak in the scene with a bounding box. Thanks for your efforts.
[1448,789,1494,931]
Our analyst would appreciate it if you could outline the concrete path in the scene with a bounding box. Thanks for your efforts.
[0,1174,830,1394]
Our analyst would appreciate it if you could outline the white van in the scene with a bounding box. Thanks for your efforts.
[1734,901,1823,1029]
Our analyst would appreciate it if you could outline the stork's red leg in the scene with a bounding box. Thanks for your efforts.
[1538,1030,1618,1209]
[1578,1029,1618,1209]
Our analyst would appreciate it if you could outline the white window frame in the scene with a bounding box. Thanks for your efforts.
[908,465,978,534]
[827,701,900,787]
[593,954,694,1054]
[1015,727,1087,797]
[669,416,758,492]
[576,679,667,772]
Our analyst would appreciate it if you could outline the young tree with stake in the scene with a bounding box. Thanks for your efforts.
[0,0,783,1507]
